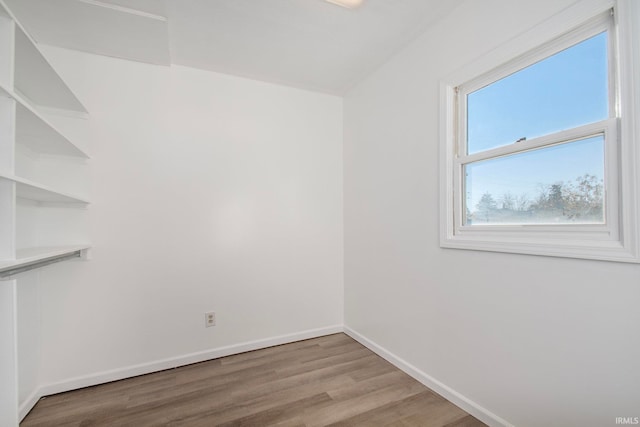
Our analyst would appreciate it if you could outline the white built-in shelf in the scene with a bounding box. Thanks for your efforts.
[0,245,90,278]
[0,0,87,113]
[0,82,89,158]
[0,172,89,204]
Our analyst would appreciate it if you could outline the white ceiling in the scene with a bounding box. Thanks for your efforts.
[6,0,463,95]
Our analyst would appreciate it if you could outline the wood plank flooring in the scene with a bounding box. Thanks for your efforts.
[21,333,486,427]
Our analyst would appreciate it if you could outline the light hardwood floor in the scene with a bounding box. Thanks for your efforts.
[21,333,486,426]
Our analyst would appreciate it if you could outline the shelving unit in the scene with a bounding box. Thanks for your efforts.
[12,12,87,113]
[0,0,91,424]
[0,173,90,204]
[0,82,89,158]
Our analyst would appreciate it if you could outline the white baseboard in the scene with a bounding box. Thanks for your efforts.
[18,324,343,421]
[18,389,42,422]
[343,326,514,427]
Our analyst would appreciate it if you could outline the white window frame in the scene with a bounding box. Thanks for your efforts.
[439,0,640,263]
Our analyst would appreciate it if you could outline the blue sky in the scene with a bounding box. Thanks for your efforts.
[465,32,608,209]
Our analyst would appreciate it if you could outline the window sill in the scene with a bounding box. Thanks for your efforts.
[440,234,639,263]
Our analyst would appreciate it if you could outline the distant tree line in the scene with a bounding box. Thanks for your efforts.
[469,174,603,224]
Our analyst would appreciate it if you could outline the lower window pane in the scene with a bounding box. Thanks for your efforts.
[464,136,605,225]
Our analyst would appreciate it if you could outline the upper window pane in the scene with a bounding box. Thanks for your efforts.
[467,32,608,154]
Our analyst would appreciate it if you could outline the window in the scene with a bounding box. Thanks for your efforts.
[440,0,640,262]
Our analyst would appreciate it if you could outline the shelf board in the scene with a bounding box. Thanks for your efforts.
[0,245,90,277]
[5,3,87,113]
[3,0,170,67]
[0,82,89,158]
[0,172,89,204]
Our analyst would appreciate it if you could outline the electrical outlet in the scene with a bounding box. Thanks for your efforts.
[205,311,216,327]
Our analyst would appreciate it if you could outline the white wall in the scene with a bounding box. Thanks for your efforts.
[344,1,640,426]
[30,46,344,386]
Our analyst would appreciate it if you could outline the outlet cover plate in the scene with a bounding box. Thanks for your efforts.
[205,311,216,327]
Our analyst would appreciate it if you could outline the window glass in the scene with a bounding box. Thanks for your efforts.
[467,32,608,154]
[464,135,605,225]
